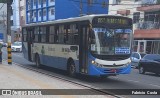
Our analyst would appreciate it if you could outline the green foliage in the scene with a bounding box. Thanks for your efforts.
[157,0,160,4]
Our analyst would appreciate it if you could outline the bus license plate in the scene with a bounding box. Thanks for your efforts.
[111,69,117,73]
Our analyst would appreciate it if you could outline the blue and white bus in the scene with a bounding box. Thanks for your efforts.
[22,14,132,77]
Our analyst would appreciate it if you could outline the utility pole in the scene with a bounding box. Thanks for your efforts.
[0,0,12,64]
[7,0,13,64]
[80,0,83,16]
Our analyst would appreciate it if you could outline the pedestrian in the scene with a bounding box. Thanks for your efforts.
[0,42,3,63]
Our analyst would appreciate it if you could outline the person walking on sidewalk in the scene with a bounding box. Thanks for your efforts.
[0,42,3,63]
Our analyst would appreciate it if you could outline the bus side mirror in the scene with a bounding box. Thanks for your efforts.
[70,46,78,51]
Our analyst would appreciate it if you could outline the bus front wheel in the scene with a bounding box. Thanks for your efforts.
[68,61,76,77]
[35,54,41,68]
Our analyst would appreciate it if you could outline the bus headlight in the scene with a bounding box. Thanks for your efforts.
[91,60,103,67]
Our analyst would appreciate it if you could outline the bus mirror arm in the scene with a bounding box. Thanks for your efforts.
[70,46,78,51]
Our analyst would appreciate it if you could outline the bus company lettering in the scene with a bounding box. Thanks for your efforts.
[97,18,127,25]
[62,48,70,52]
[48,47,55,51]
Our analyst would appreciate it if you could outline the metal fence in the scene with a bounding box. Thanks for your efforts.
[141,0,160,6]
[136,21,160,29]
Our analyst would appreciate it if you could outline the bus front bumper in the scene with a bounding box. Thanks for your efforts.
[88,64,131,76]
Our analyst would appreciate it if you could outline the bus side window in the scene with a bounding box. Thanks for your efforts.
[34,27,39,42]
[58,25,65,44]
[68,24,78,45]
[49,26,55,43]
[54,26,59,43]
[41,27,47,43]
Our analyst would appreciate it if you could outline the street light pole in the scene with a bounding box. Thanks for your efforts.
[7,0,12,64]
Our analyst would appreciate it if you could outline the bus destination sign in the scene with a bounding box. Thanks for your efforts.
[93,17,131,26]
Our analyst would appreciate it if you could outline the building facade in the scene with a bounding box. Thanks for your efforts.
[26,0,109,24]
[0,3,7,42]
[109,0,160,54]
[20,0,26,26]
[10,0,26,42]
[134,0,160,54]
[11,0,21,42]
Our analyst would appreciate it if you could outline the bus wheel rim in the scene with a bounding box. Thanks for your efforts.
[70,64,75,74]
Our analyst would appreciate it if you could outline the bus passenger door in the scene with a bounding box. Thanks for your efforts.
[27,28,34,61]
[79,24,88,74]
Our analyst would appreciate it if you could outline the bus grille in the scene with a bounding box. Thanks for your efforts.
[104,69,123,73]
[103,64,124,67]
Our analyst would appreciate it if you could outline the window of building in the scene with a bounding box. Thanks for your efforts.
[20,6,24,11]
[39,0,41,5]
[135,0,141,2]
[51,8,55,15]
[34,0,36,6]
[34,11,36,17]
[43,9,46,16]
[50,0,55,2]
[43,0,46,4]
[113,0,121,5]
[39,10,41,17]
[133,12,140,23]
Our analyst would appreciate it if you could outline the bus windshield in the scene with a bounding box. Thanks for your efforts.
[90,28,132,55]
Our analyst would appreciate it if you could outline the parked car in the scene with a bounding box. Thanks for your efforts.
[3,43,7,47]
[138,54,160,75]
[11,42,22,52]
[130,52,146,68]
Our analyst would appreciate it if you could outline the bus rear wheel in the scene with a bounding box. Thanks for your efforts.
[68,61,76,77]
[35,54,41,68]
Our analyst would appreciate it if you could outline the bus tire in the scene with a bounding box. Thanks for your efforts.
[67,60,76,77]
[35,54,41,68]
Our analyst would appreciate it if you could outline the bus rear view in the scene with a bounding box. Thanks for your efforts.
[88,16,132,77]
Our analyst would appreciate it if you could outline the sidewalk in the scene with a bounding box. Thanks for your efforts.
[0,62,114,98]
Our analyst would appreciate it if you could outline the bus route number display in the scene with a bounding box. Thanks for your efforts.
[93,17,130,26]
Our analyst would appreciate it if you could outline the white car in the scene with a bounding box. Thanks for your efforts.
[11,42,22,52]
[130,52,146,68]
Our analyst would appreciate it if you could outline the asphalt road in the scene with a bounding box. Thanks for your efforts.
[2,47,160,98]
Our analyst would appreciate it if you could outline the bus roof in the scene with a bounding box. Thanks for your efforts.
[23,14,130,27]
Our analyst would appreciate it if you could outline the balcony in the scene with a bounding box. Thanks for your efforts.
[134,21,160,39]
[136,21,160,29]
[134,29,160,39]
[137,0,160,11]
